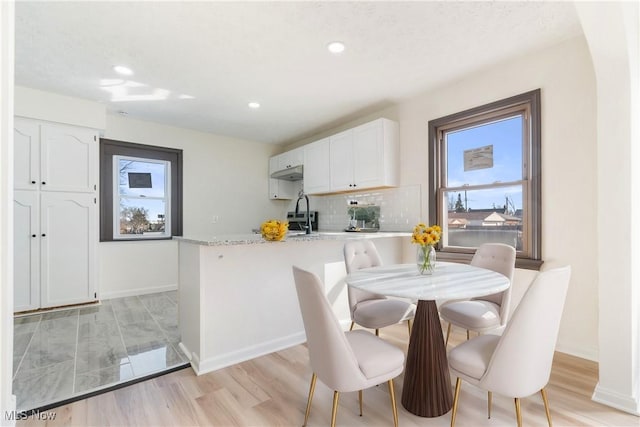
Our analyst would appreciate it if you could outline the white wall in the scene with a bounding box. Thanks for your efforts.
[13,88,285,299]
[0,1,16,423]
[288,36,599,360]
[577,1,640,415]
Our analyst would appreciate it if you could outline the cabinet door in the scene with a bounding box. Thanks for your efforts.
[329,130,355,191]
[14,191,40,312]
[40,123,98,193]
[269,155,296,199]
[353,120,384,188]
[40,192,97,308]
[278,147,304,170]
[303,138,331,194]
[14,118,40,191]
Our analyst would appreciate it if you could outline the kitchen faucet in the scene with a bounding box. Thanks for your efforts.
[295,190,312,234]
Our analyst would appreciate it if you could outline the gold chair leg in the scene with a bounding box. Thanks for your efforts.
[541,388,553,427]
[514,397,523,427]
[466,329,470,340]
[330,391,340,427]
[488,391,492,419]
[375,328,379,336]
[303,373,317,427]
[388,379,398,427]
[407,319,412,335]
[349,321,355,331]
[358,390,363,416]
[445,323,452,346]
[451,377,461,427]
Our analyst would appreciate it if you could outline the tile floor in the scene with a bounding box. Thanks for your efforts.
[12,291,188,411]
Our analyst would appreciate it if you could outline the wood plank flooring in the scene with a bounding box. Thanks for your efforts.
[17,322,639,426]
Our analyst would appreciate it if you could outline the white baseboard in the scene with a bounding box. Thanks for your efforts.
[592,383,640,416]
[100,284,178,300]
[555,342,598,362]
[188,331,307,376]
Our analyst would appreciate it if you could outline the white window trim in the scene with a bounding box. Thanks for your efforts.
[112,155,171,240]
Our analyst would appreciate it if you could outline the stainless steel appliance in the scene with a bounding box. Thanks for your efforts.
[287,210,318,232]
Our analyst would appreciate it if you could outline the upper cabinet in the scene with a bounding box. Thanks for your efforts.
[327,118,399,194]
[14,117,98,193]
[268,147,304,200]
[303,137,331,194]
[268,118,399,197]
[276,146,304,170]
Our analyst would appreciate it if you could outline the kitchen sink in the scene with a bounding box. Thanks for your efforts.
[286,232,320,238]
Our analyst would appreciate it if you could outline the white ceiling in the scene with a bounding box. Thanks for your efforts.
[14,1,583,145]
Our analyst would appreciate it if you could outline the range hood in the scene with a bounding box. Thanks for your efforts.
[270,165,303,181]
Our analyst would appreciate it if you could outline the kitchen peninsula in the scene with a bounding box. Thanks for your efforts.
[175,232,411,375]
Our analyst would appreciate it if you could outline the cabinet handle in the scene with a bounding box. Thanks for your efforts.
[41,233,46,237]
[31,234,36,238]
[31,180,36,184]
[41,181,46,185]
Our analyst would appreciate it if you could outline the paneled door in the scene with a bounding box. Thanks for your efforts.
[39,192,97,308]
[13,191,40,312]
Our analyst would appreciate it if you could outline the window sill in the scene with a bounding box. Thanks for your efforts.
[436,251,543,271]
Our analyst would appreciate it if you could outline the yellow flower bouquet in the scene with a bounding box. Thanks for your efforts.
[261,219,289,241]
[412,223,441,274]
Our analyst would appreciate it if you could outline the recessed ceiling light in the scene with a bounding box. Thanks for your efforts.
[327,41,345,54]
[113,65,134,76]
[248,102,260,109]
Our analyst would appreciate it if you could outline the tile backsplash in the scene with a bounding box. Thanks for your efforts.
[301,184,422,232]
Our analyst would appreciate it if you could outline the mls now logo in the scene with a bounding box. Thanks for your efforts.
[4,410,56,421]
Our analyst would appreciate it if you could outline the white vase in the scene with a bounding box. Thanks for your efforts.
[417,245,436,275]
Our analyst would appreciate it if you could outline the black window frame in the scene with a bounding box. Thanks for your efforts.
[428,89,542,270]
[100,138,183,242]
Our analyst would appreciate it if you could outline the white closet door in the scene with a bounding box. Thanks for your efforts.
[14,191,40,311]
[40,192,96,308]
[40,124,97,193]
[14,118,40,191]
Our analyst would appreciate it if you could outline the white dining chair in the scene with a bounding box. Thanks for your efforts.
[343,240,415,336]
[292,266,405,427]
[440,243,516,345]
[448,266,571,427]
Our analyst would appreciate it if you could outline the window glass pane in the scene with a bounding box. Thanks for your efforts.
[443,185,523,250]
[118,198,167,236]
[446,116,523,187]
[118,159,166,198]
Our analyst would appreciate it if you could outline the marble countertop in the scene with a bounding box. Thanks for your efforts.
[173,231,411,246]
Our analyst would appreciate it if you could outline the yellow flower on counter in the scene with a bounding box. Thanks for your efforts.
[261,219,289,241]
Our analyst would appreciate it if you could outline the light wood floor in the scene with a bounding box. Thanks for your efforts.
[18,323,639,427]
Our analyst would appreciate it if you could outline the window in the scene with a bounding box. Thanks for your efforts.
[428,90,541,269]
[100,139,182,241]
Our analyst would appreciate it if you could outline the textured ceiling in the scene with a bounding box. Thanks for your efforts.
[15,1,582,145]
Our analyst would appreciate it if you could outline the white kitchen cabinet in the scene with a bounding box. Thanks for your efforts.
[277,146,304,170]
[13,118,98,311]
[14,117,98,193]
[329,118,399,192]
[13,191,40,312]
[303,137,331,194]
[40,192,97,308]
[269,155,296,200]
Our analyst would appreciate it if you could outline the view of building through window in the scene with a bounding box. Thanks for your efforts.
[114,156,171,238]
[442,116,524,250]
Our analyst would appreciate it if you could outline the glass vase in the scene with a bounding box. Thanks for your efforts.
[417,245,436,275]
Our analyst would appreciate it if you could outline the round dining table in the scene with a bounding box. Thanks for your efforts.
[345,261,510,418]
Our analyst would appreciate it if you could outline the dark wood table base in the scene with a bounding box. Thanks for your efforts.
[401,300,453,417]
